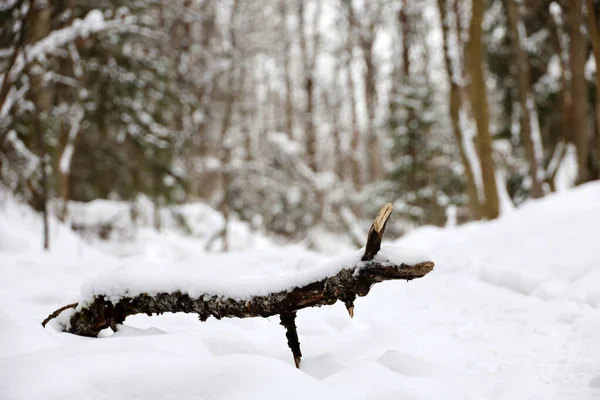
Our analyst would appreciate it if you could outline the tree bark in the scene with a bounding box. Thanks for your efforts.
[505,0,544,198]
[585,0,600,177]
[437,0,482,218]
[346,33,362,191]
[26,0,53,249]
[399,0,410,78]
[549,3,573,189]
[568,0,591,183]
[352,2,383,182]
[55,0,79,222]
[325,87,344,179]
[218,0,241,252]
[298,1,319,172]
[468,0,500,219]
[396,2,419,193]
[280,0,294,140]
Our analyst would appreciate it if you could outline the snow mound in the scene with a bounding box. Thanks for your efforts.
[398,181,600,308]
[69,197,271,252]
[2,183,600,399]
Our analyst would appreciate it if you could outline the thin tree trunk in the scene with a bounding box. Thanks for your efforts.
[195,0,216,159]
[453,0,464,45]
[346,45,362,191]
[280,0,294,139]
[363,45,383,182]
[0,0,32,124]
[26,0,52,249]
[36,118,49,250]
[549,3,573,189]
[468,0,499,219]
[153,184,162,232]
[298,1,318,172]
[397,1,418,192]
[55,0,81,222]
[568,0,591,183]
[437,0,482,219]
[585,0,600,175]
[219,0,241,252]
[505,0,544,198]
[243,64,254,162]
[343,0,383,182]
[325,86,344,180]
[399,0,410,78]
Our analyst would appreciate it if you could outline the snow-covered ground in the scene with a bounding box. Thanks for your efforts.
[1,183,599,400]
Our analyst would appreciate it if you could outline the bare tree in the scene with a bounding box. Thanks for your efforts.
[585,0,600,173]
[547,2,573,190]
[25,0,53,249]
[505,0,544,197]
[468,0,500,219]
[568,0,592,183]
[437,0,482,218]
[219,0,242,252]
[343,13,363,190]
[298,1,321,172]
[280,0,295,140]
[343,0,384,182]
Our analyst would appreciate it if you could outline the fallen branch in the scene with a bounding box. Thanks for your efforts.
[43,203,434,368]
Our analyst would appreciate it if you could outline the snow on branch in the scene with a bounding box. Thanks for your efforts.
[42,204,434,368]
[2,10,136,103]
[58,104,84,175]
[0,10,139,122]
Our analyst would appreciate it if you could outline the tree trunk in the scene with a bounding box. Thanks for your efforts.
[585,0,600,177]
[298,1,318,172]
[568,0,591,183]
[219,0,241,252]
[364,47,383,182]
[437,0,482,219]
[325,87,344,179]
[281,0,294,140]
[467,0,500,219]
[505,0,544,198]
[26,0,53,249]
[549,3,574,189]
[397,2,419,192]
[346,37,362,191]
[399,0,410,78]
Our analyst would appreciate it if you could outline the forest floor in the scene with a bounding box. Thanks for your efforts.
[1,183,599,400]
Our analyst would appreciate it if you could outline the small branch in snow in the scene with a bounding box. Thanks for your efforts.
[41,302,78,327]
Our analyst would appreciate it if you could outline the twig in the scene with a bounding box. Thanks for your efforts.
[280,312,302,368]
[41,302,78,327]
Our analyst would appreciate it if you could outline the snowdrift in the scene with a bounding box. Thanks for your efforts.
[398,181,600,308]
[1,183,600,399]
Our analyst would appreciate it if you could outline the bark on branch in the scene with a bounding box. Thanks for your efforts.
[42,204,434,368]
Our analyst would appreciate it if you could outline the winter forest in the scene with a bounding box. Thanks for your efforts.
[1,0,600,399]
[1,0,598,245]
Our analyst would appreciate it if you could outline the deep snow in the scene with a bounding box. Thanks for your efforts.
[1,183,599,399]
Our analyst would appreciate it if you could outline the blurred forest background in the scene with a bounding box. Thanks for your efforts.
[1,0,600,249]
